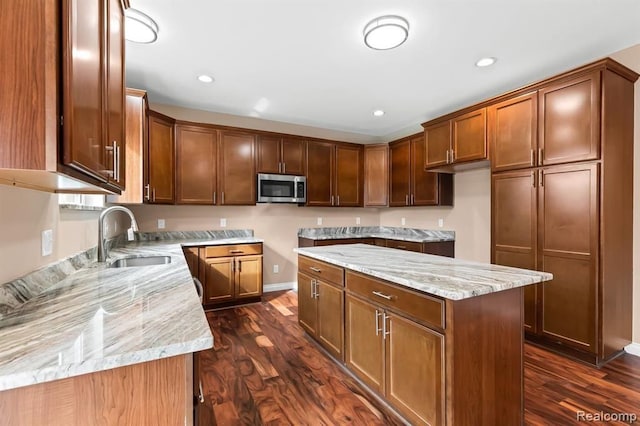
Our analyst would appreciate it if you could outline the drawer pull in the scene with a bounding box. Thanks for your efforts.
[309,267,322,273]
[396,245,406,249]
[229,250,244,254]
[372,291,394,300]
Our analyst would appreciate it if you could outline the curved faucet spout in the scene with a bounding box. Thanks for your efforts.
[98,206,139,262]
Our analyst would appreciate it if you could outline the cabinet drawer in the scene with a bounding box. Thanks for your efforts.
[385,239,423,253]
[204,243,262,258]
[298,256,344,286]
[345,271,444,330]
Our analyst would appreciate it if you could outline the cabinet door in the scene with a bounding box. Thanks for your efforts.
[176,125,217,204]
[539,72,600,166]
[335,145,362,207]
[386,313,444,426]
[200,256,234,304]
[364,145,388,207]
[424,121,451,169]
[256,135,281,174]
[452,108,487,163]
[345,295,384,393]
[389,140,411,207]
[147,112,175,203]
[235,255,263,299]
[316,281,344,360]
[62,0,107,181]
[539,164,598,353]
[306,141,334,206]
[281,137,306,175]
[218,131,256,205]
[489,92,538,172]
[411,136,439,206]
[183,247,199,278]
[105,0,125,189]
[297,273,318,336]
[492,170,538,333]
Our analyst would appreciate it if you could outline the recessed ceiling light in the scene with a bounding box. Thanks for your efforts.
[475,57,497,67]
[197,75,214,83]
[363,15,409,50]
[373,110,385,117]
[125,8,159,44]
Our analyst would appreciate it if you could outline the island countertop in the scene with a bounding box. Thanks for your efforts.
[0,230,262,392]
[295,244,552,300]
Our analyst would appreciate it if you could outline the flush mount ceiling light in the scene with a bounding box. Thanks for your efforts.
[363,15,409,50]
[197,75,214,83]
[373,110,385,117]
[125,8,159,44]
[475,57,497,67]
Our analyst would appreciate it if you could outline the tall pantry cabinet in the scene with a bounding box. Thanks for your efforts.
[490,60,637,365]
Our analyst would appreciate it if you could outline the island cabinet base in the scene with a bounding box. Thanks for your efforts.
[298,253,527,426]
[0,354,194,426]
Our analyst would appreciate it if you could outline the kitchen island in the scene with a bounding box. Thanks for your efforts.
[295,244,552,426]
[0,230,261,425]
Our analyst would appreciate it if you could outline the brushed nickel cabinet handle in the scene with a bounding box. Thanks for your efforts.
[198,381,205,404]
[144,184,150,201]
[229,249,244,254]
[539,170,544,187]
[405,194,409,205]
[446,149,450,164]
[331,195,334,206]
[372,290,393,300]
[450,149,455,162]
[530,149,535,166]
[375,309,383,336]
[309,267,321,273]
[410,194,414,205]
[213,191,216,204]
[283,162,286,174]
[383,313,390,338]
[538,148,543,165]
[337,195,340,206]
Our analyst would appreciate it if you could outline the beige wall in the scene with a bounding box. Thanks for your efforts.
[379,168,491,263]
[611,45,640,344]
[126,204,380,285]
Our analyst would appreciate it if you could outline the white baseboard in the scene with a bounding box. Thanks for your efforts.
[624,342,640,357]
[263,281,297,293]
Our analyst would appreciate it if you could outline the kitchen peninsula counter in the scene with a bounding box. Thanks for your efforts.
[295,244,552,425]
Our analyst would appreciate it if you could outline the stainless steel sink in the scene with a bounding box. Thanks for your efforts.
[108,255,172,268]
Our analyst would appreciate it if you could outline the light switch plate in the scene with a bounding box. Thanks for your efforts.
[157,219,165,229]
[41,229,53,257]
[220,218,227,227]
[273,264,279,274]
[317,217,323,225]
[356,217,361,225]
[438,218,444,228]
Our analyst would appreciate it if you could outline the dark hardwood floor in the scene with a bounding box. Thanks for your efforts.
[199,291,640,425]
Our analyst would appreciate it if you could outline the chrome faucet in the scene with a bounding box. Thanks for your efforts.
[98,206,139,262]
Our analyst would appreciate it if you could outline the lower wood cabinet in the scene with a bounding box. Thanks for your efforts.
[185,243,263,308]
[298,237,455,258]
[298,254,525,426]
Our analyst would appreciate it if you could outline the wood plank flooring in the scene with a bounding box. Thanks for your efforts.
[199,291,640,425]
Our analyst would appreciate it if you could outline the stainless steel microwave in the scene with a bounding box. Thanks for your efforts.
[257,174,306,203]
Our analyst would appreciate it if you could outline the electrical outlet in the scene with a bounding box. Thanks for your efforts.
[41,229,53,257]
[356,217,361,225]
[401,217,406,226]
[317,217,323,226]
[438,218,444,228]
[220,218,227,227]
[273,264,279,274]
[157,219,165,229]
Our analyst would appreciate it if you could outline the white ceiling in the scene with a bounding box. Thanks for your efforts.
[126,0,640,141]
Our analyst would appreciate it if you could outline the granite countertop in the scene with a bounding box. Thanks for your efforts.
[295,244,552,300]
[0,230,261,392]
[298,226,455,243]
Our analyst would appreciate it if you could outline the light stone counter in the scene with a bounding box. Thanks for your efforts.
[296,243,552,300]
[0,230,262,392]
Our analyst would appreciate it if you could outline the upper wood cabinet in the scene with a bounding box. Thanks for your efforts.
[256,135,306,175]
[107,88,147,204]
[364,144,389,207]
[489,92,538,172]
[218,130,256,205]
[0,0,128,194]
[176,124,218,204]
[424,108,487,171]
[146,111,175,204]
[306,141,363,207]
[390,135,453,207]
[538,72,601,166]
